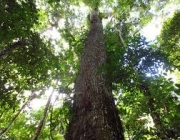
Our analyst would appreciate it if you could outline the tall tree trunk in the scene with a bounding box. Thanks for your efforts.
[66,11,124,140]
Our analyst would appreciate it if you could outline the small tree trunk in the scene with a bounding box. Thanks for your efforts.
[66,11,124,140]
[32,91,54,140]
[139,81,170,139]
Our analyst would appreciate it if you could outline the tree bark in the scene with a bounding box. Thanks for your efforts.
[66,11,124,140]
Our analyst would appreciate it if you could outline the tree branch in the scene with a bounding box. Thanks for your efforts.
[0,25,53,59]
[117,23,127,48]
[0,92,36,137]
[31,90,54,140]
[39,26,54,34]
[0,40,26,59]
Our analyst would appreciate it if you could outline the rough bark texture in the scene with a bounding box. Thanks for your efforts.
[66,12,124,140]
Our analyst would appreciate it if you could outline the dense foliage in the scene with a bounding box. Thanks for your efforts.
[0,0,180,139]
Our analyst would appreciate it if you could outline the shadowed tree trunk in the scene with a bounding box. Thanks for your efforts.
[66,9,124,140]
[139,80,176,139]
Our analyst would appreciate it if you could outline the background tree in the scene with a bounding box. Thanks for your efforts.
[0,0,180,140]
